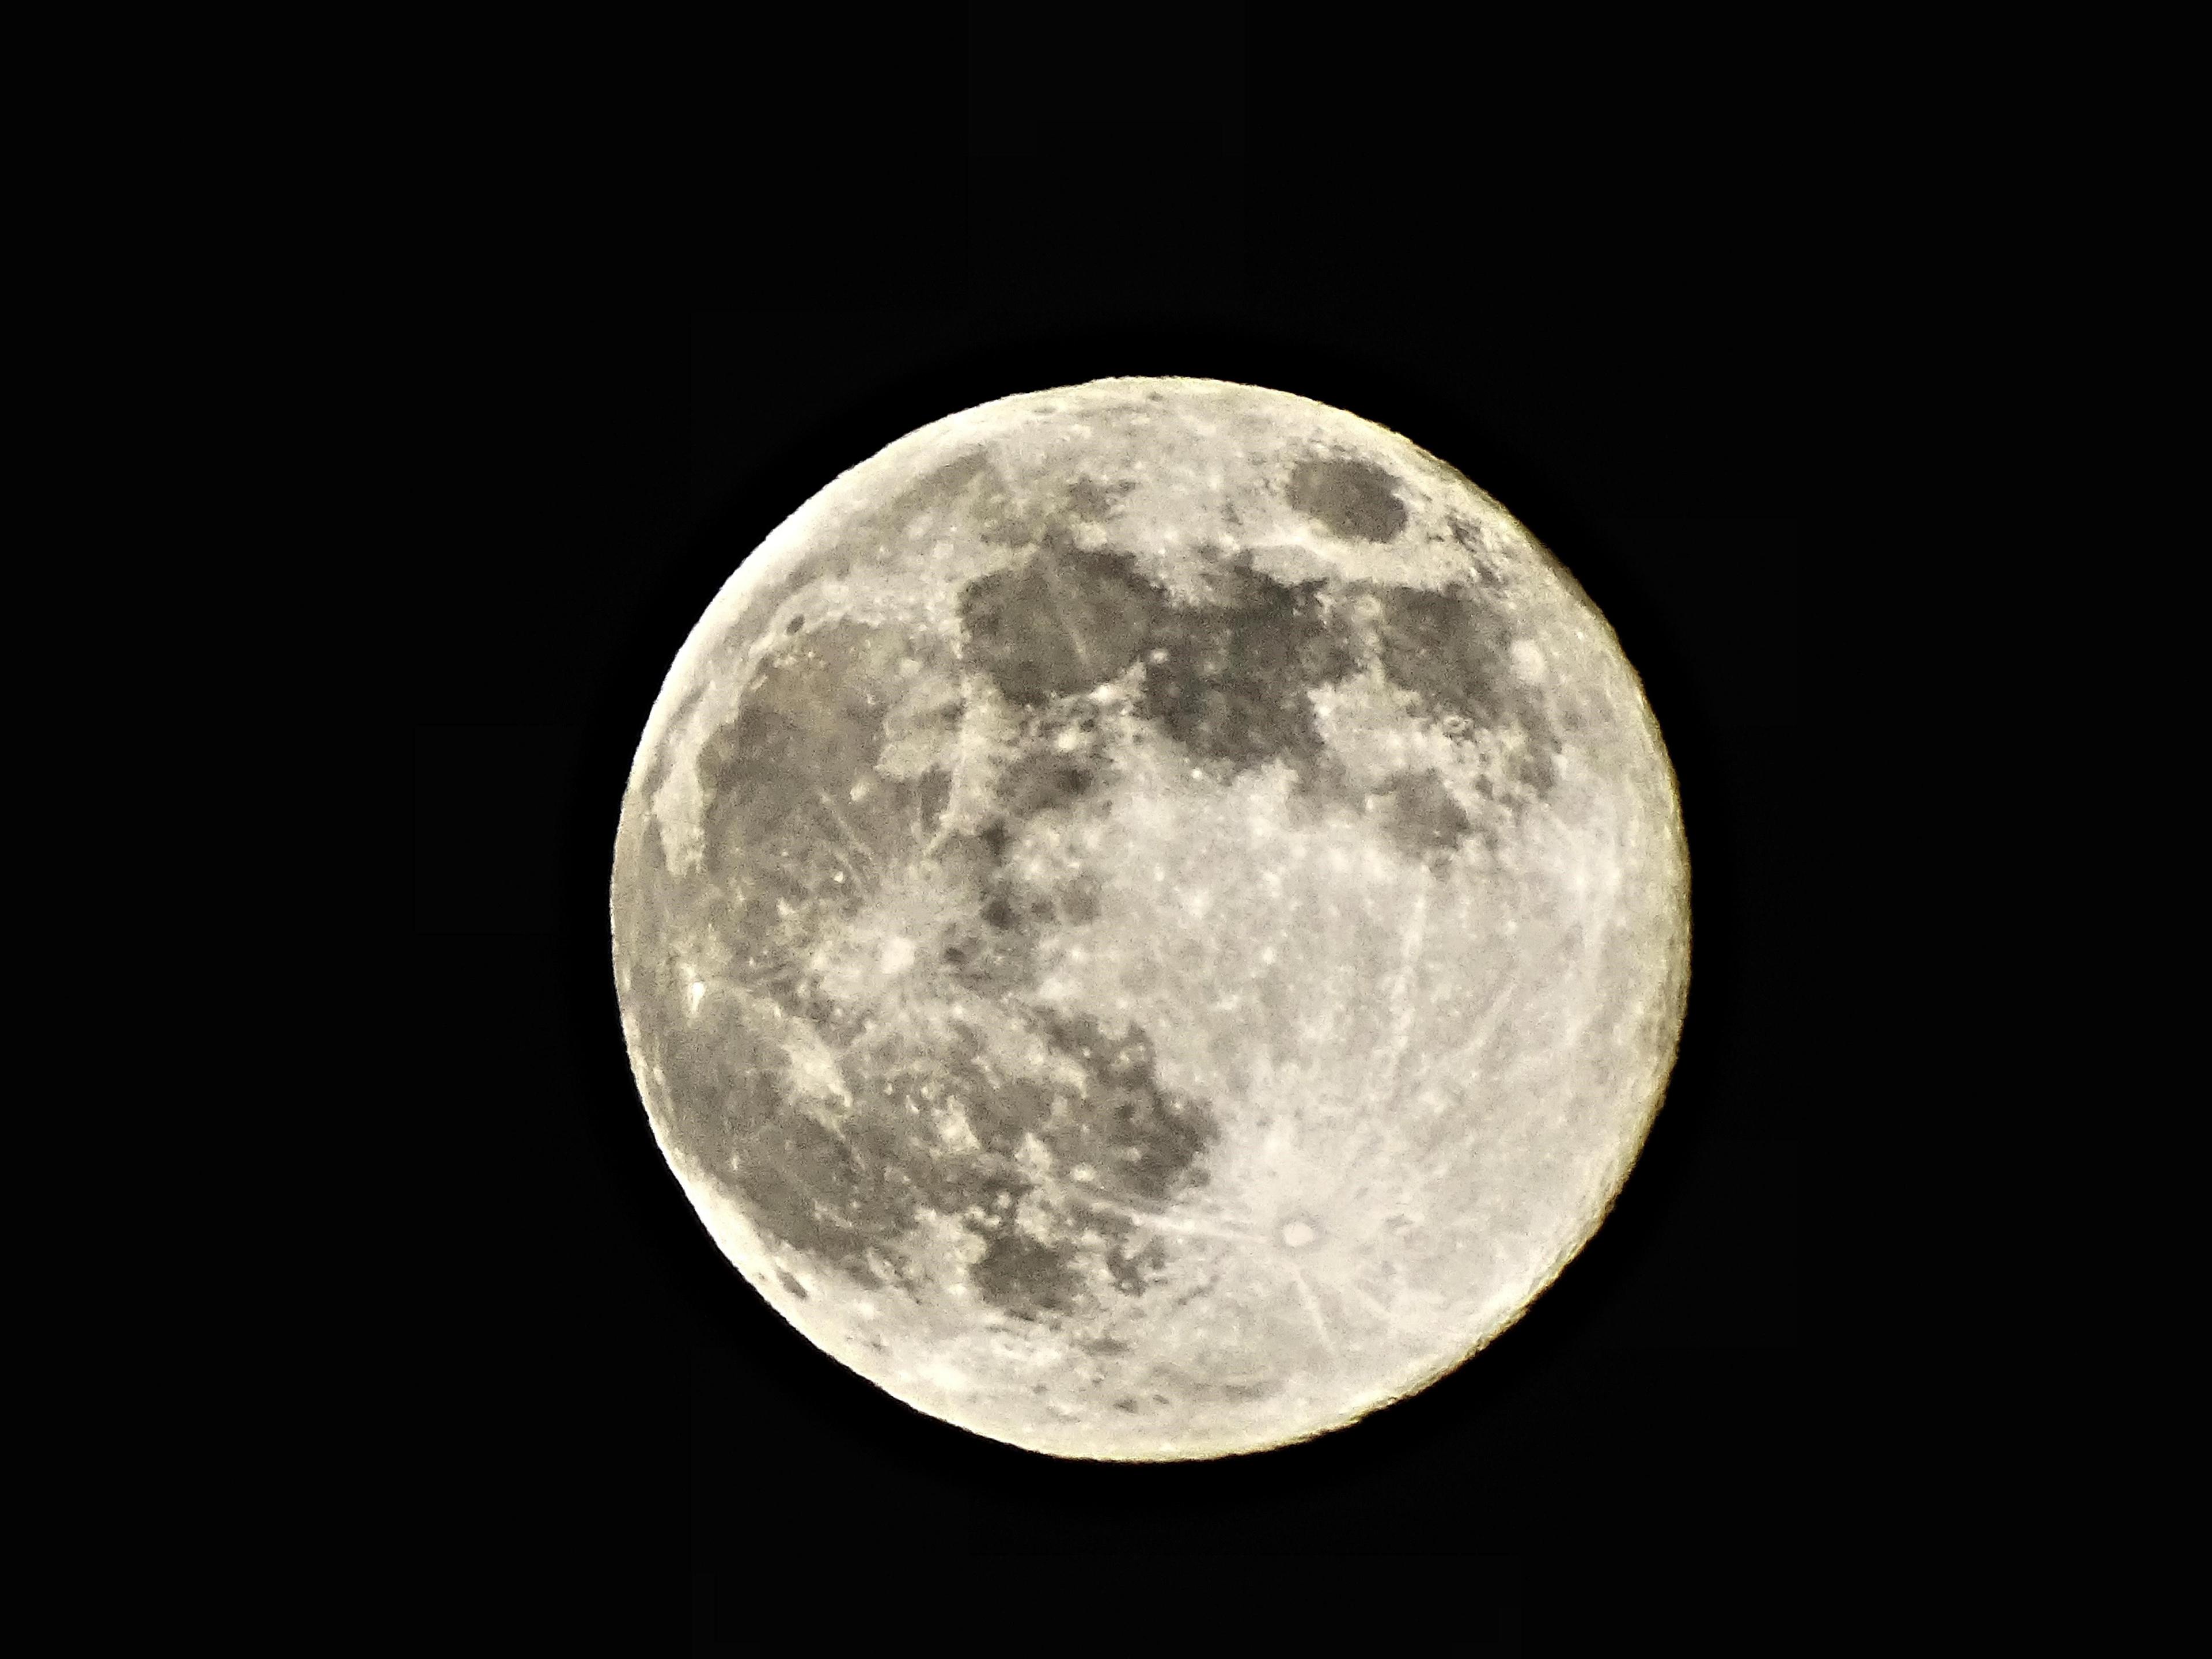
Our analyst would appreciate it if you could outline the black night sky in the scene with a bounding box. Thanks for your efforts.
[412,12,1804,1645]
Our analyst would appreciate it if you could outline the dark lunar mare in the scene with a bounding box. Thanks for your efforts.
[694,995,1219,1317]
[692,621,953,951]
[1285,454,1411,542]
[1368,768,1478,863]
[955,512,1560,839]
[958,532,1353,785]
[625,619,958,1275]
[833,1011,1218,1320]
[1356,583,1560,798]
[624,612,1222,1317]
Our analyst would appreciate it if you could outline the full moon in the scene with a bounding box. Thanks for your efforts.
[613,378,1688,1460]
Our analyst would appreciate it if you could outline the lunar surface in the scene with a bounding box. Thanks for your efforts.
[612,377,1688,1460]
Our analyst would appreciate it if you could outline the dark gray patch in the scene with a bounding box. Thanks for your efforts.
[972,872,1057,940]
[970,1230,1084,1321]
[713,1024,1027,1291]
[1520,732,1558,797]
[1106,1236,1169,1297]
[1137,566,1353,777]
[959,538,1359,786]
[650,995,796,1199]
[1371,768,1476,863]
[872,449,998,541]
[929,833,1041,997]
[692,620,955,938]
[1357,584,1559,798]
[958,532,1161,706]
[994,747,1101,822]
[1192,555,1296,612]
[1113,1396,1142,1413]
[1033,1012,1218,1207]
[937,928,1032,997]
[752,1007,1221,1323]
[990,700,1114,832]
[1286,455,1408,542]
[777,1270,808,1300]
[952,1063,1059,1158]
[722,1072,896,1282]
[1057,874,1103,925]
[1065,476,1133,521]
[944,849,1073,993]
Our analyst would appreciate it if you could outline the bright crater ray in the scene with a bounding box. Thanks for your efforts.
[611,377,1690,1460]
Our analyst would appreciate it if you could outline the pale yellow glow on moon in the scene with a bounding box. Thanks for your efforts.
[612,377,1688,1460]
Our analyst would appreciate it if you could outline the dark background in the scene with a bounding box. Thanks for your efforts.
[412,13,1802,1644]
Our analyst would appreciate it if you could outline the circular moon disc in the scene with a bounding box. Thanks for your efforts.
[613,378,1689,1460]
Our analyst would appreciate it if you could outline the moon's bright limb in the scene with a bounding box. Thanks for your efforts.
[613,378,1689,1460]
